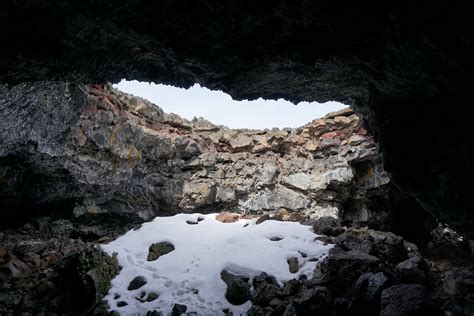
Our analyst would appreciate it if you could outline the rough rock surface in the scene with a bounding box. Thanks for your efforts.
[1,82,471,316]
[0,216,122,314]
[147,242,175,261]
[237,222,473,315]
[1,1,472,236]
[0,82,420,314]
[0,82,403,229]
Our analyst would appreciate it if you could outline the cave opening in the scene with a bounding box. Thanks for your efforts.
[1,2,473,314]
[114,80,348,130]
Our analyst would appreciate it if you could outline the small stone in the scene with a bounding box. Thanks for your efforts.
[287,257,299,273]
[146,311,162,316]
[216,212,240,223]
[146,292,159,302]
[128,276,147,290]
[113,294,121,300]
[269,236,283,241]
[117,301,128,307]
[172,303,188,315]
[147,242,175,261]
[186,220,198,225]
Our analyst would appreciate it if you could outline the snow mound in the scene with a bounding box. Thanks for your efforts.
[101,213,333,315]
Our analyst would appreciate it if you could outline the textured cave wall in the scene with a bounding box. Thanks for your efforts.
[1,83,408,233]
[0,1,473,234]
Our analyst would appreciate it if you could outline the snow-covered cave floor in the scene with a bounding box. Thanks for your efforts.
[101,213,333,315]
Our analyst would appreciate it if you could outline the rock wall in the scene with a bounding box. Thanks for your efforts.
[1,82,397,227]
[2,1,472,235]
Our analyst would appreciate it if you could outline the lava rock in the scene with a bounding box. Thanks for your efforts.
[287,257,299,273]
[147,242,175,261]
[117,301,128,307]
[354,272,388,302]
[380,284,433,316]
[220,269,251,305]
[226,278,251,305]
[146,292,159,302]
[395,255,429,284]
[282,279,301,296]
[247,305,274,316]
[282,303,297,316]
[127,276,147,291]
[293,286,331,313]
[251,274,282,306]
[172,303,187,315]
[313,216,344,236]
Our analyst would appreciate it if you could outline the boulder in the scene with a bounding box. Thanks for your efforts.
[220,269,251,305]
[251,273,282,306]
[395,255,429,284]
[171,303,187,316]
[127,276,147,291]
[313,216,344,236]
[147,242,175,261]
[380,284,434,316]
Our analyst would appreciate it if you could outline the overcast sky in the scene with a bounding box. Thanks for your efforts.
[114,80,347,129]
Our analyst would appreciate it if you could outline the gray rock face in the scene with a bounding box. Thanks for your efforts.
[0,82,400,227]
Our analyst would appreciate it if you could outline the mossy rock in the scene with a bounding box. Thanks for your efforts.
[54,245,121,314]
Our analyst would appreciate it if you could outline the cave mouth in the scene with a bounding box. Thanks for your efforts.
[114,80,348,130]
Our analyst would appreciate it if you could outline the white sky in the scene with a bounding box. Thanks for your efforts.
[114,80,347,129]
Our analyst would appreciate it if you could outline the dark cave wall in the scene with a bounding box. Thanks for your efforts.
[0,0,473,234]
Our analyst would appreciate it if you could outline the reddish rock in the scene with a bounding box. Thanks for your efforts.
[321,131,338,139]
[216,212,240,223]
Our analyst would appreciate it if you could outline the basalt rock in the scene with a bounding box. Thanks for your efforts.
[0,217,121,314]
[147,242,175,261]
[1,1,472,237]
[241,226,471,315]
[0,82,406,230]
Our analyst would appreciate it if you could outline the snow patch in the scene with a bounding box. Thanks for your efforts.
[101,213,333,315]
